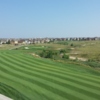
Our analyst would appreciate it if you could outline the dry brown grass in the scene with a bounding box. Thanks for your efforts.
[0,44,15,50]
[70,41,100,61]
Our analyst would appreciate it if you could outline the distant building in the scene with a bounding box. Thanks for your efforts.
[14,40,18,45]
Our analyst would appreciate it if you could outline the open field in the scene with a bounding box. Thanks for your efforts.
[0,50,100,100]
[0,44,15,50]
[68,41,100,61]
[0,44,23,50]
[1,40,100,62]
[16,40,100,61]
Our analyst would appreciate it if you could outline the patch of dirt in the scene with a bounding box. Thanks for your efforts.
[77,57,88,61]
[82,44,86,46]
[0,45,3,47]
[32,53,40,58]
[70,48,75,49]
[69,56,88,61]
[57,48,62,50]
[70,52,79,54]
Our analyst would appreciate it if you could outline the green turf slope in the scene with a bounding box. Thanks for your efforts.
[0,50,100,100]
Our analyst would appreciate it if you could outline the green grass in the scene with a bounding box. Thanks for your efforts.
[0,50,100,100]
[0,82,29,100]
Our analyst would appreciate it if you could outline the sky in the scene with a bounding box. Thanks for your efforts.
[0,0,100,38]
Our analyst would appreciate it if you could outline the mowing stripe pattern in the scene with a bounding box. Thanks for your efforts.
[0,51,100,100]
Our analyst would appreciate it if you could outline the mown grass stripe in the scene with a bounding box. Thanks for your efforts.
[20,53,100,75]
[1,52,99,86]
[0,59,100,99]
[0,65,97,100]
[0,51,100,100]
[0,66,82,100]
[13,53,100,79]
[0,82,30,100]
[1,51,100,78]
[0,76,53,100]
[0,56,100,99]
[0,73,38,100]
[0,53,100,93]
[0,71,65,100]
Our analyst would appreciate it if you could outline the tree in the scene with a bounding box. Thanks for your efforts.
[6,40,10,44]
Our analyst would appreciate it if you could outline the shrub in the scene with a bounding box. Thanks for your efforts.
[70,43,73,46]
[84,61,100,68]
[62,54,69,59]
[40,50,56,59]
[60,49,66,53]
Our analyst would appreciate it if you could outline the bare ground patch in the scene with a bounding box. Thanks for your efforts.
[69,56,88,61]
[31,53,40,58]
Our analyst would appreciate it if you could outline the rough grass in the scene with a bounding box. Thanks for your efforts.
[0,50,100,100]
[0,44,15,50]
[22,41,100,61]
[69,41,100,61]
